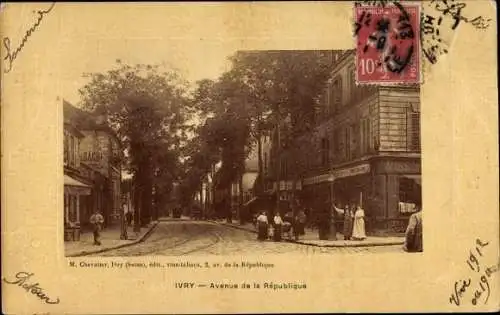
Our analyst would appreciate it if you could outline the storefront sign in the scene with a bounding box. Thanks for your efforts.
[376,160,420,174]
[303,163,371,186]
[332,163,370,179]
[81,151,104,162]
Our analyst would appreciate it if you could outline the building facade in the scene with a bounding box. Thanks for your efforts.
[277,50,421,232]
[63,121,92,240]
[63,100,123,235]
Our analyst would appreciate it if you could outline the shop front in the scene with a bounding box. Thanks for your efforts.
[371,157,422,232]
[64,174,91,241]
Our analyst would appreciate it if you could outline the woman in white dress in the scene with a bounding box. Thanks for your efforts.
[351,205,366,240]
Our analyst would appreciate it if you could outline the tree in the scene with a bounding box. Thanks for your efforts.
[79,61,190,227]
[216,51,337,215]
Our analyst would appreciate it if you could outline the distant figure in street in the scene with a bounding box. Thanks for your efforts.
[273,213,283,242]
[294,209,307,240]
[256,211,269,241]
[89,210,104,245]
[283,211,294,240]
[343,205,354,240]
[404,205,423,252]
[351,205,366,240]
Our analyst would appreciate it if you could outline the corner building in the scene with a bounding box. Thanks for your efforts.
[299,50,421,232]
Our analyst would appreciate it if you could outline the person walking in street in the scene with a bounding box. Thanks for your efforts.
[404,205,423,252]
[273,212,283,242]
[351,205,366,240]
[89,210,104,246]
[256,211,269,241]
[120,201,129,240]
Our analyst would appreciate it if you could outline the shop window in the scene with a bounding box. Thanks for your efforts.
[69,195,78,222]
[399,178,418,214]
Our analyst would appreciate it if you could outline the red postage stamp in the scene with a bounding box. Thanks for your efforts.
[354,2,421,84]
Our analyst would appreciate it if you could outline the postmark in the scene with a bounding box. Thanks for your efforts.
[354,2,420,85]
[420,0,492,65]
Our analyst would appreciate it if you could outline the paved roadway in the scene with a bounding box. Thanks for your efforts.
[91,221,405,256]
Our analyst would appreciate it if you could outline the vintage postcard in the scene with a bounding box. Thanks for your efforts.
[1,1,498,313]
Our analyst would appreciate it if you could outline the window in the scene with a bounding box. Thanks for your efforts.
[321,137,330,166]
[64,194,68,223]
[70,136,75,166]
[345,127,351,160]
[399,177,419,214]
[348,66,355,103]
[64,133,69,166]
[76,138,80,167]
[280,157,287,178]
[360,119,371,154]
[407,111,421,151]
[264,152,268,175]
[333,78,342,111]
[332,129,340,162]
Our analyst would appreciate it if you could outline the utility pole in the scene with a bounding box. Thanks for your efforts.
[329,135,337,240]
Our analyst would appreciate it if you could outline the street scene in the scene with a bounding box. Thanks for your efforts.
[87,220,404,257]
[63,49,422,257]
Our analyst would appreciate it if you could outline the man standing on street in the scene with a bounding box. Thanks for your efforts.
[90,210,104,246]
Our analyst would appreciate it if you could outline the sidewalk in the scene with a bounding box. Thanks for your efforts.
[65,221,158,257]
[158,215,192,222]
[213,220,405,248]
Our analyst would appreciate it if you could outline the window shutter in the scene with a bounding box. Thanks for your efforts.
[407,111,421,151]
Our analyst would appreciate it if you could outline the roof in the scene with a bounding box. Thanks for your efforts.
[63,99,122,148]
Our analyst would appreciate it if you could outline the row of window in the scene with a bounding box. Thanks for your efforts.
[64,132,80,168]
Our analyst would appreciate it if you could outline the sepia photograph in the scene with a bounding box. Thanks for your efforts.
[63,49,422,257]
[2,2,497,313]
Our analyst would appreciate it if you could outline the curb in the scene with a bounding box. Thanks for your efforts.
[66,222,159,257]
[213,221,404,248]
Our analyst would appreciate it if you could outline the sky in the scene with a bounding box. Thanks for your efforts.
[52,3,352,105]
[56,4,247,105]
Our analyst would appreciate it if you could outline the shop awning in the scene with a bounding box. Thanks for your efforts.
[64,175,91,195]
[402,175,421,186]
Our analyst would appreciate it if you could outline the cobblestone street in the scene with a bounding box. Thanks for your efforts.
[90,221,405,256]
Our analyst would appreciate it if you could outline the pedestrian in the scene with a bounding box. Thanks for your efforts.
[317,206,331,240]
[273,212,283,242]
[352,205,366,240]
[404,204,423,252]
[343,204,353,240]
[294,209,306,240]
[256,211,269,241]
[283,211,293,240]
[89,210,104,246]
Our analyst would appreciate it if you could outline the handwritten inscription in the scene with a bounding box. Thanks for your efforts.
[2,2,55,73]
[3,271,60,304]
[449,239,498,307]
